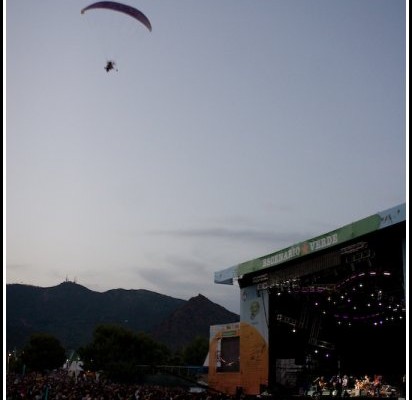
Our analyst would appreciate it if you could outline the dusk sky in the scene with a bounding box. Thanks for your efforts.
[6,0,407,314]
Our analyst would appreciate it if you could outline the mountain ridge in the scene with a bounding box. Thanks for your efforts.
[6,281,239,352]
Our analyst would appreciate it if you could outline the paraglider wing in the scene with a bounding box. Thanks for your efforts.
[81,1,152,32]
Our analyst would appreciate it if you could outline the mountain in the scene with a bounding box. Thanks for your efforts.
[151,294,240,350]
[6,282,239,352]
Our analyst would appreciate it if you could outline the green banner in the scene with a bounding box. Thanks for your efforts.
[237,214,381,277]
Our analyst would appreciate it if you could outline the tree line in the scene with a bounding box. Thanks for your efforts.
[7,324,209,383]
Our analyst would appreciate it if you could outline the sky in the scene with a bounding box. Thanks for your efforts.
[5,0,407,314]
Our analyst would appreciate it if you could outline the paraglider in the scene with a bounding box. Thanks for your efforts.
[81,1,151,73]
[104,60,117,72]
[81,1,152,32]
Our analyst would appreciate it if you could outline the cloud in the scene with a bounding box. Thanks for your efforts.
[6,263,31,273]
[137,256,209,289]
[149,226,312,247]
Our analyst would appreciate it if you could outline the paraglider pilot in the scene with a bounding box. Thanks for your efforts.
[105,60,117,72]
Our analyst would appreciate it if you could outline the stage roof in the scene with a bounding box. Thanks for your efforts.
[214,203,406,285]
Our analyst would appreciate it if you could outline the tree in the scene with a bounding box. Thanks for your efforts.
[21,333,66,372]
[78,324,171,383]
[182,336,209,366]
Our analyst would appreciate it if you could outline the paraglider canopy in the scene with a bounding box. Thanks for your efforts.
[81,1,152,32]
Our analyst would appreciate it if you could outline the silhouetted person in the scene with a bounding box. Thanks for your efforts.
[105,61,117,72]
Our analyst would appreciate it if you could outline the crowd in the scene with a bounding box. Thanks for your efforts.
[5,370,234,400]
[6,369,406,400]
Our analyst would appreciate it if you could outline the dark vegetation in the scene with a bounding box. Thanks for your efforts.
[6,281,239,380]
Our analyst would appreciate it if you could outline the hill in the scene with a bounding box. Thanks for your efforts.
[151,293,239,350]
[6,282,239,352]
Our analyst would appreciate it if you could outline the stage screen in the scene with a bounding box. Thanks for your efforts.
[217,336,240,372]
